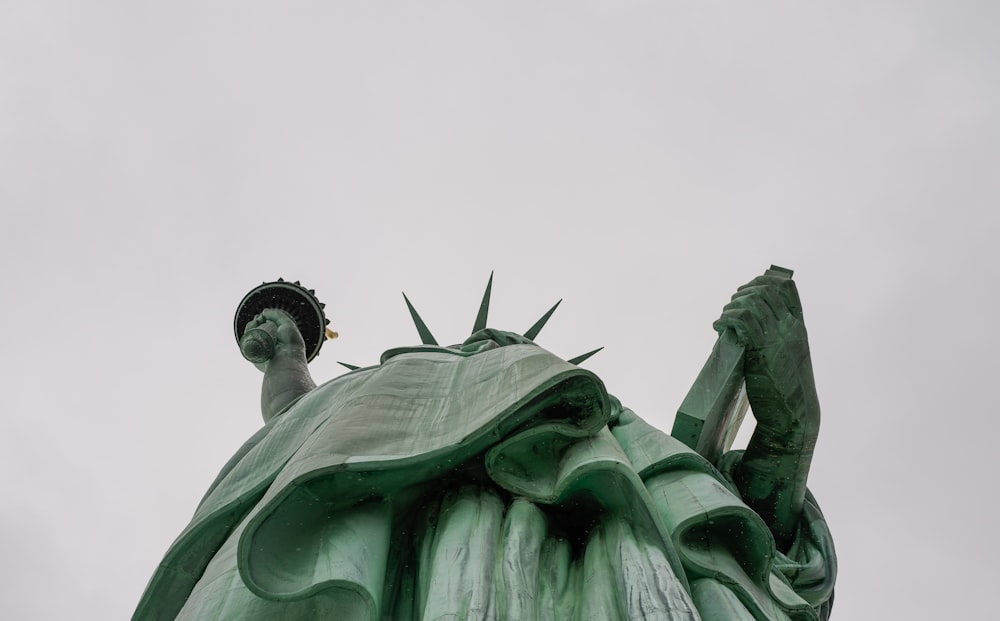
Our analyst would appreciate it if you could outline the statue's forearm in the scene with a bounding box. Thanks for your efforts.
[735,347,820,550]
[260,356,316,422]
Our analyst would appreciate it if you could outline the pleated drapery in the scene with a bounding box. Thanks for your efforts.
[135,344,834,621]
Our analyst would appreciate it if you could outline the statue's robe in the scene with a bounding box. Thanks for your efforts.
[134,343,835,621]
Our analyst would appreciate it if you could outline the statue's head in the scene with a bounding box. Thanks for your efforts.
[459,328,536,352]
[350,274,601,369]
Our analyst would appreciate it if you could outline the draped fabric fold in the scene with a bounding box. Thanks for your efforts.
[612,407,836,620]
[134,343,834,621]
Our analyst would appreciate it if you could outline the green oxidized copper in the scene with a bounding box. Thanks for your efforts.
[134,268,836,620]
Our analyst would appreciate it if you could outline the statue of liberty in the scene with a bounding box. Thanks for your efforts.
[134,268,836,620]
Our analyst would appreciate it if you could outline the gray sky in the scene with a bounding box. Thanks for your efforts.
[3,2,997,618]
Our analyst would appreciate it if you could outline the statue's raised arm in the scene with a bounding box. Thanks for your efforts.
[234,279,332,422]
[241,308,317,422]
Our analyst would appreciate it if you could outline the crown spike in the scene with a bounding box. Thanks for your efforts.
[402,293,439,345]
[524,299,562,341]
[471,272,494,334]
[567,347,603,366]
[338,362,361,371]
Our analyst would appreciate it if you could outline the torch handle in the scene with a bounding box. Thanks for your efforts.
[240,322,277,363]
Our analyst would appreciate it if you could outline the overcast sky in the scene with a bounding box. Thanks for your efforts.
[3,2,998,619]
